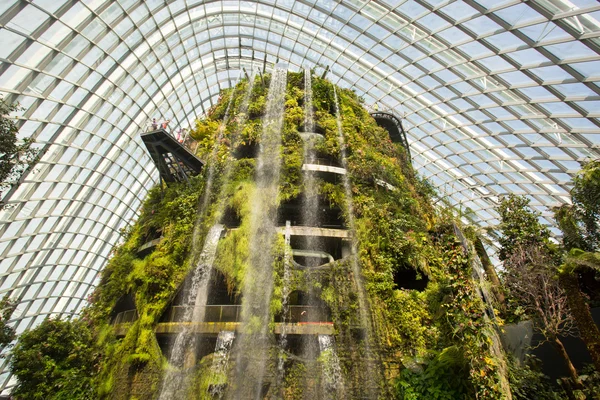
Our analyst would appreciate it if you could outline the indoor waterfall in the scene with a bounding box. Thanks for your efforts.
[158,75,254,399]
[230,68,288,399]
[207,331,236,398]
[333,86,384,398]
[157,223,224,399]
[318,334,346,398]
[300,68,334,394]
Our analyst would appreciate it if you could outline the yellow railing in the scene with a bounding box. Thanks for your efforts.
[112,305,331,325]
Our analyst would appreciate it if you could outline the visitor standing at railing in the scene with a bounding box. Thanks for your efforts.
[151,118,158,130]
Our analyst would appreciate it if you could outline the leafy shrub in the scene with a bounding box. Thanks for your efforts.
[10,318,99,400]
[507,356,564,400]
[0,296,15,354]
[395,346,471,400]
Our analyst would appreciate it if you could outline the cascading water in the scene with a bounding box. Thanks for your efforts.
[158,76,247,399]
[208,331,236,398]
[318,335,346,398]
[301,70,320,266]
[469,243,513,399]
[304,68,315,138]
[333,86,384,398]
[230,68,288,399]
[190,76,239,251]
[213,73,256,210]
[300,68,332,394]
[275,220,293,393]
[158,224,224,399]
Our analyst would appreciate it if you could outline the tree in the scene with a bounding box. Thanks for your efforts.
[558,250,600,373]
[497,195,582,389]
[0,295,16,355]
[497,195,554,262]
[0,96,38,207]
[553,160,600,373]
[555,160,600,253]
[570,160,600,251]
[503,245,578,383]
[9,317,99,399]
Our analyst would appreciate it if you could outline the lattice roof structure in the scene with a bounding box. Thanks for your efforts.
[0,0,599,392]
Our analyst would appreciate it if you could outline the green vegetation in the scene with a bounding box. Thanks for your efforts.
[496,175,600,398]
[9,318,99,400]
[0,96,38,207]
[0,296,16,355]
[395,346,471,400]
[12,72,599,400]
[554,161,600,374]
[497,195,582,392]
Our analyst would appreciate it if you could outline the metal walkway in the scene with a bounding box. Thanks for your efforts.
[140,128,204,183]
[370,111,411,159]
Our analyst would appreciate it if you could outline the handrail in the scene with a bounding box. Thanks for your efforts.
[305,157,342,168]
[369,111,412,160]
[112,309,139,325]
[112,305,332,326]
[144,127,197,152]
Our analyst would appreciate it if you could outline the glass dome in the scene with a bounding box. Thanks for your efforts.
[0,0,599,392]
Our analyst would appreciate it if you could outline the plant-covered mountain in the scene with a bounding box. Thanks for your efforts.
[81,70,511,399]
[14,71,568,399]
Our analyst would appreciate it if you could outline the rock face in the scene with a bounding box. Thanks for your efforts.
[90,71,508,400]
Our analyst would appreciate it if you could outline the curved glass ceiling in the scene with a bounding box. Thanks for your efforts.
[0,0,599,392]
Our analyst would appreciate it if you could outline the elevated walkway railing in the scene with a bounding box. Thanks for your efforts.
[112,309,138,325]
[112,305,332,326]
[161,305,331,324]
[305,157,343,168]
[137,237,162,256]
[369,110,411,159]
[140,128,204,184]
[302,163,346,176]
[276,225,349,238]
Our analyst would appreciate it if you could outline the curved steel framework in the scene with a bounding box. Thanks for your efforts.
[371,111,412,159]
[0,0,599,392]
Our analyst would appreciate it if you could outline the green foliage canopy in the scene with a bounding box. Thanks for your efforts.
[0,96,38,206]
[497,194,554,262]
[555,160,600,252]
[0,296,15,355]
[9,318,99,400]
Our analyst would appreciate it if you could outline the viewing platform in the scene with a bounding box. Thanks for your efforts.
[112,305,335,337]
[140,128,204,183]
[276,225,349,239]
[137,237,162,257]
[370,111,411,159]
[302,163,346,175]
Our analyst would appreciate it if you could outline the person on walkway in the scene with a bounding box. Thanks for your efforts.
[161,120,170,130]
[181,128,189,144]
[151,118,158,130]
